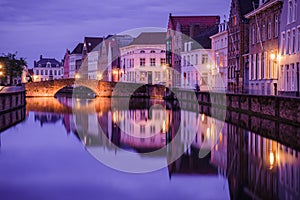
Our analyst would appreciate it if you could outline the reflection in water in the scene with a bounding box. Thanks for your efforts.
[1,97,299,199]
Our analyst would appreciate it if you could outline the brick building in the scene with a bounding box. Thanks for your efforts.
[227,0,259,92]
[245,0,283,95]
[166,14,220,87]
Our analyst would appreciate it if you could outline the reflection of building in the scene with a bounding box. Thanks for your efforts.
[227,0,258,92]
[120,32,167,85]
[166,14,220,87]
[245,0,282,95]
[34,112,63,126]
[210,21,228,91]
[33,55,64,82]
[180,26,218,90]
[278,0,300,96]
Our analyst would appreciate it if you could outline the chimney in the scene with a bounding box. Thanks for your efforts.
[34,61,36,67]
[40,55,43,60]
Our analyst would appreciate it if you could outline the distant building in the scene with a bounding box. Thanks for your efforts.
[210,21,228,91]
[63,49,70,79]
[227,0,258,92]
[166,14,220,87]
[245,0,283,95]
[278,0,300,96]
[69,43,83,78]
[120,32,167,85]
[180,25,218,90]
[33,55,63,82]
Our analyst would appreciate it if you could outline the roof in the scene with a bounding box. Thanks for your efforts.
[35,57,61,68]
[84,37,104,53]
[192,25,219,49]
[168,14,220,36]
[129,32,166,45]
[238,0,259,18]
[71,43,83,54]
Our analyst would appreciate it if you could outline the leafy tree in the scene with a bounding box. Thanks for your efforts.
[0,53,27,85]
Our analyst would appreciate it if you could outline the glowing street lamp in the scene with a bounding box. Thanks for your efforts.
[75,73,80,79]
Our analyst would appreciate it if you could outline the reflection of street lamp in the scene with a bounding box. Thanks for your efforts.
[75,73,80,79]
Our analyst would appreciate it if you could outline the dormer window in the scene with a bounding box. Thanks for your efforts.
[46,62,51,68]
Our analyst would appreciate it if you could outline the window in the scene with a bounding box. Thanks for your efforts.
[292,29,296,53]
[202,54,208,64]
[150,58,156,66]
[298,27,300,52]
[261,53,265,79]
[287,31,291,54]
[195,54,198,65]
[294,0,297,21]
[256,53,259,79]
[275,15,279,37]
[54,70,57,76]
[131,59,134,68]
[161,50,166,53]
[140,58,145,66]
[150,50,156,53]
[252,26,255,44]
[41,70,44,75]
[36,70,39,75]
[140,50,145,53]
[233,16,237,26]
[140,71,146,81]
[268,20,272,39]
[154,72,160,81]
[282,32,286,55]
[160,58,166,66]
[288,0,293,23]
[262,23,266,41]
[45,70,48,75]
[187,56,190,66]
[183,56,186,66]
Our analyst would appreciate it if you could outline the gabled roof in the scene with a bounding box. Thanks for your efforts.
[129,32,166,45]
[192,25,219,49]
[71,43,83,54]
[84,37,104,53]
[238,0,259,19]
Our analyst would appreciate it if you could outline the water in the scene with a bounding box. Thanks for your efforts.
[0,97,299,200]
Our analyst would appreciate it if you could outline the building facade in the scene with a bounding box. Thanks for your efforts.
[228,0,258,93]
[63,49,70,79]
[246,0,283,95]
[69,43,83,79]
[210,22,229,91]
[180,24,218,91]
[33,55,63,82]
[120,32,168,85]
[166,14,220,87]
[278,0,300,96]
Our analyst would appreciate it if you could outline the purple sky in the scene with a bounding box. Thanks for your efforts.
[0,0,231,68]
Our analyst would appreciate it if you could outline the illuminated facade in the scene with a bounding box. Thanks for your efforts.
[120,32,167,85]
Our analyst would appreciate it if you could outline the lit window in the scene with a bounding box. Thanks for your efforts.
[160,58,166,66]
[202,54,208,64]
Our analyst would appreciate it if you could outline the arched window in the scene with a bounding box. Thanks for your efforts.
[46,62,51,68]
[150,50,156,53]
[140,50,145,53]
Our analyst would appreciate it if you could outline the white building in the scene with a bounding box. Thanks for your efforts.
[210,22,228,91]
[278,0,300,96]
[69,43,83,78]
[120,32,168,85]
[33,55,63,82]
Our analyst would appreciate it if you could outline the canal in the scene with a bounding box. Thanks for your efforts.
[0,97,299,200]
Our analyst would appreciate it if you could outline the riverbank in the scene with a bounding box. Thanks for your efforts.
[0,86,26,114]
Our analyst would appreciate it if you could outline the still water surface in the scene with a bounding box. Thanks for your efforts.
[0,97,299,200]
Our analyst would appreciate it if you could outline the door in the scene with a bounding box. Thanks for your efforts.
[148,71,153,84]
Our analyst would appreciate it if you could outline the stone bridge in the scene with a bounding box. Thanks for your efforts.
[25,78,166,98]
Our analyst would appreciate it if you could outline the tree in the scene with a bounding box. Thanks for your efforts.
[0,53,27,85]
